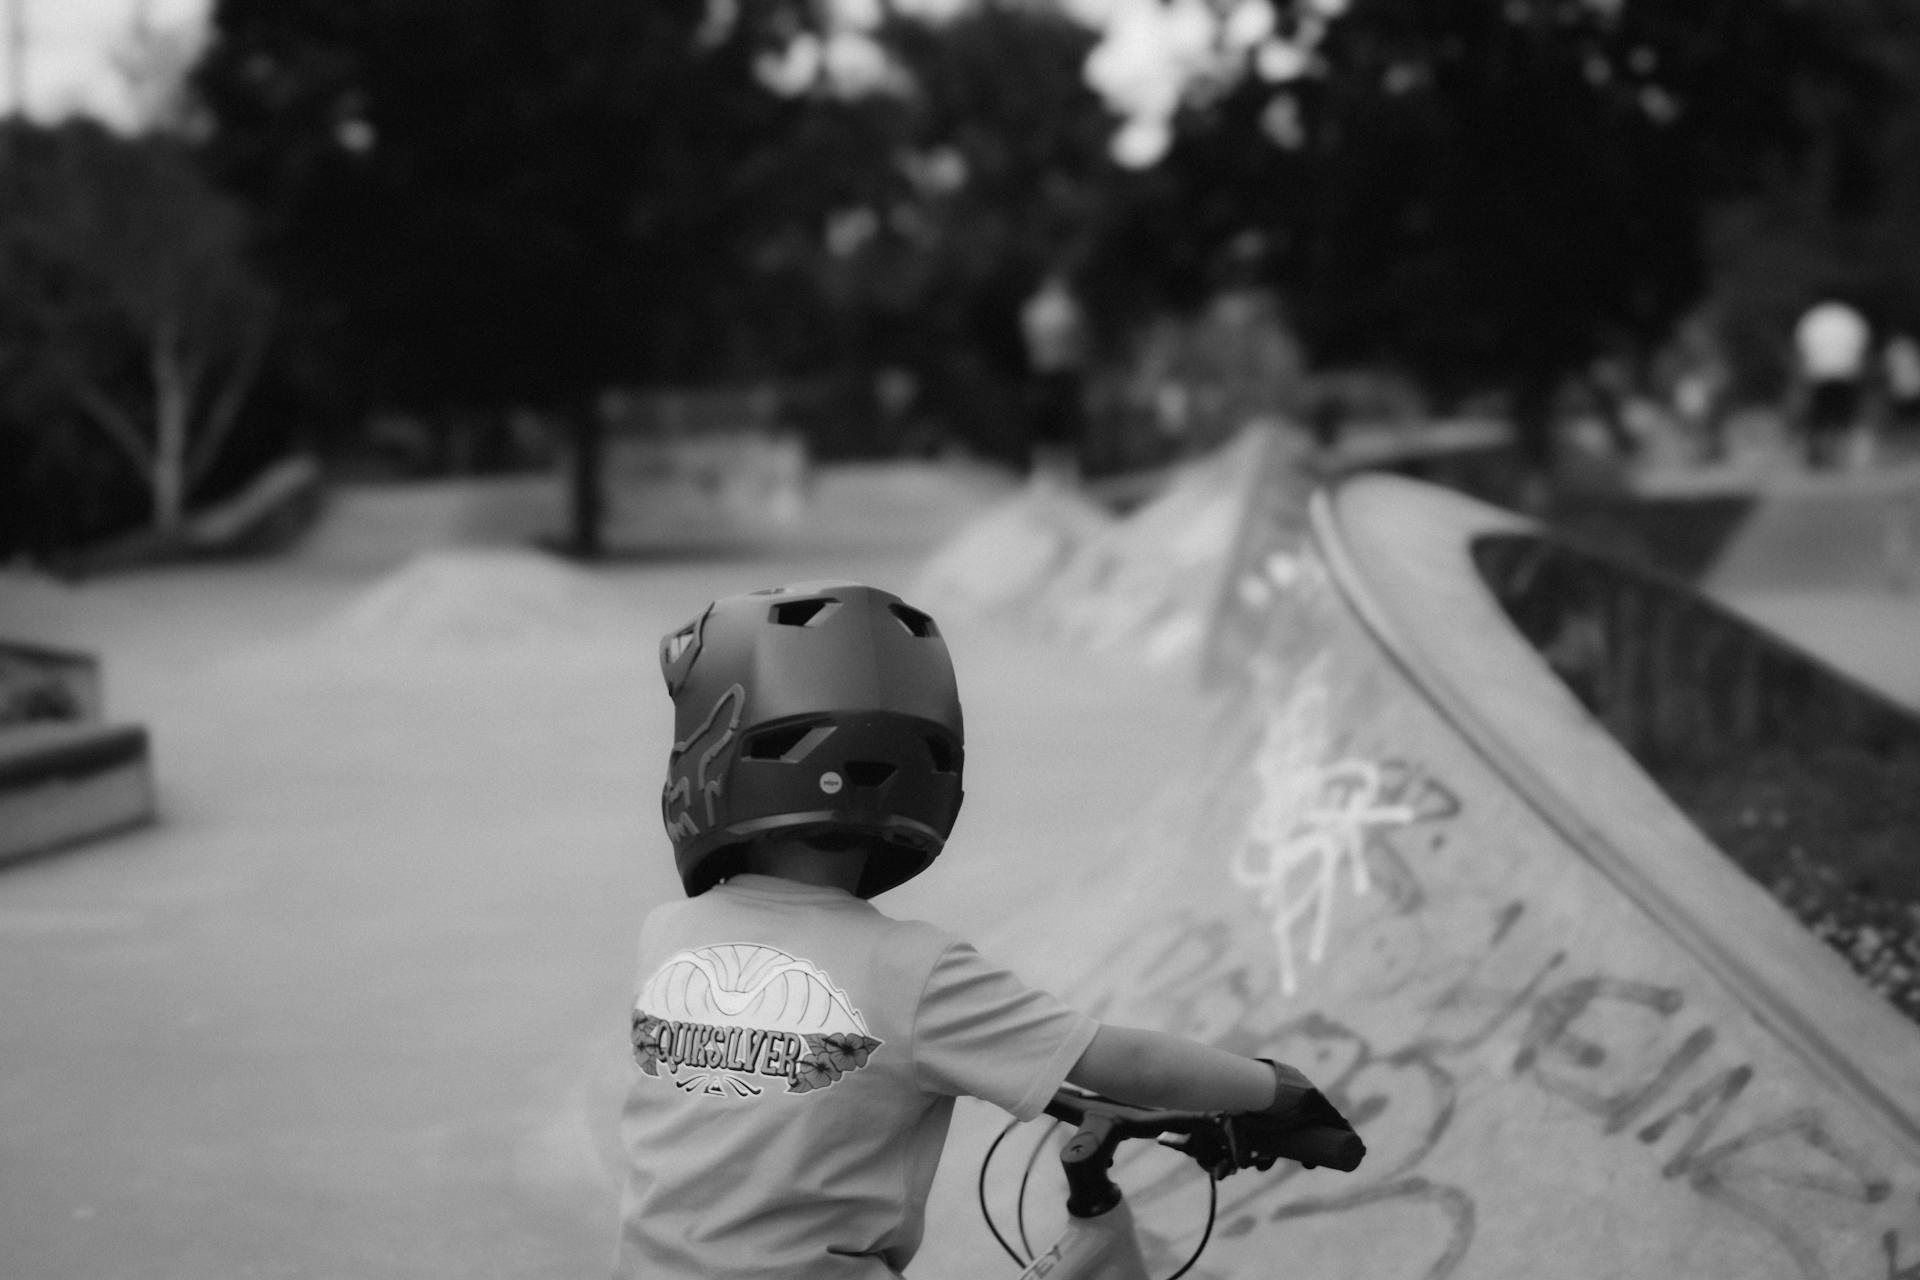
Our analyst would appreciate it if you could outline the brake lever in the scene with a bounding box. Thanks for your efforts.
[1158,1127,1237,1181]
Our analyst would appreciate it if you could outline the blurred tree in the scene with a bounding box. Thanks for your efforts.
[191,0,859,553]
[191,0,833,414]
[814,2,1123,462]
[0,120,274,541]
[111,2,209,134]
[1702,0,1920,401]
[1123,0,1891,480]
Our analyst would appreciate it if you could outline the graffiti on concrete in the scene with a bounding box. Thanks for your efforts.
[1510,971,1897,1280]
[1888,1219,1920,1280]
[1228,656,1465,999]
[1205,537,1325,686]
[1232,669,1420,995]
[1076,757,1919,1280]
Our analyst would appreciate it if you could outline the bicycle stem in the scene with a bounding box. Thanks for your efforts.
[1060,1115,1126,1219]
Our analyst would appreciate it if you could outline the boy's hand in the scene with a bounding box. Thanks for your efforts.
[1221,1060,1365,1173]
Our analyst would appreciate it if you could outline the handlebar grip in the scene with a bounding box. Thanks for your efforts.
[1268,1125,1366,1172]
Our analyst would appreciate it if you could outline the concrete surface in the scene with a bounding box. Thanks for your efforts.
[0,465,1208,1280]
[5,451,1919,1280]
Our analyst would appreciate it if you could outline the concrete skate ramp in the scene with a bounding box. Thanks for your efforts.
[918,424,1309,671]
[1055,472,1920,1279]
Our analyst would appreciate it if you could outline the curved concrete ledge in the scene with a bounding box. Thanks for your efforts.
[1314,474,1920,1153]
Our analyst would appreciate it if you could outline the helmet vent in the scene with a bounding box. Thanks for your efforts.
[661,626,698,665]
[889,604,938,637]
[843,760,897,788]
[745,722,835,762]
[771,598,840,627]
[925,735,957,773]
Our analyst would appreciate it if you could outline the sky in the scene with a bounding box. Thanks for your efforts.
[7,0,1206,154]
[5,0,207,128]
[5,0,1317,165]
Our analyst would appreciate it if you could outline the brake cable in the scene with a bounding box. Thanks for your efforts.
[978,1115,1221,1279]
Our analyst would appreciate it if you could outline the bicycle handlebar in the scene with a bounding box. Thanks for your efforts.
[1040,1086,1364,1217]
[1255,1123,1367,1171]
[977,1085,1366,1273]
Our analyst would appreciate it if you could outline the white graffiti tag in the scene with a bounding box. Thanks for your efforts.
[1231,678,1415,995]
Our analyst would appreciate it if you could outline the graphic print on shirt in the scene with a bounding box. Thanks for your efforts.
[631,943,883,1098]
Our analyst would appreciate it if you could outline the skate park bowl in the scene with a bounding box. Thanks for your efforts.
[1544,462,1920,591]
[1034,470,1920,1280]
[0,639,154,865]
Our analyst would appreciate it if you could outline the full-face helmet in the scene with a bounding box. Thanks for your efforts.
[658,581,965,897]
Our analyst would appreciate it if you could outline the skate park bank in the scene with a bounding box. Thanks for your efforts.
[909,428,1920,1279]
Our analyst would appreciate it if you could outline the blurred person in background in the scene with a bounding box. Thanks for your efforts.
[1793,299,1872,469]
[1019,273,1090,484]
[1881,332,1920,447]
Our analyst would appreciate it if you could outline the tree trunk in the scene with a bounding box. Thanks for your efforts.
[151,320,193,534]
[568,400,604,560]
[187,314,273,493]
[1511,367,1561,514]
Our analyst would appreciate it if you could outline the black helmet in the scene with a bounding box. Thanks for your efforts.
[658,581,965,897]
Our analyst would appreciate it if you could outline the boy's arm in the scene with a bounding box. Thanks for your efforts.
[1066,1023,1279,1113]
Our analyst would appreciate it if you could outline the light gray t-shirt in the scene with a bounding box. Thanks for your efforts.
[615,875,1100,1280]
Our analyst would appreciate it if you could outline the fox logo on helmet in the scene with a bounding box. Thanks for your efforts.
[662,683,745,845]
[631,944,883,1098]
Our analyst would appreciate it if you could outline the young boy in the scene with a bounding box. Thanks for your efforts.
[617,581,1360,1278]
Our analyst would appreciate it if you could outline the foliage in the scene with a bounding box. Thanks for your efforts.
[190,0,837,419]
[805,2,1125,460]
[1702,1,1920,399]
[170,0,1920,489]
[0,120,274,548]
[1122,0,1897,467]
